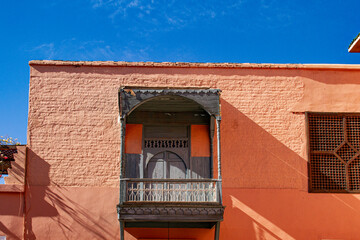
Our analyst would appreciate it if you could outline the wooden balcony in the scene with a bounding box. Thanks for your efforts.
[117,178,224,224]
[118,88,223,239]
[124,178,219,203]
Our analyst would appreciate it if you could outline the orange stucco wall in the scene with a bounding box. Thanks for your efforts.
[191,125,211,157]
[125,124,143,154]
[0,193,24,239]
[126,227,214,240]
[17,61,360,239]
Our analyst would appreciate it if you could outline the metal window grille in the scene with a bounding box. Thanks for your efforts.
[308,113,360,192]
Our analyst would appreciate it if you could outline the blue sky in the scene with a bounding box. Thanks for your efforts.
[0,0,359,144]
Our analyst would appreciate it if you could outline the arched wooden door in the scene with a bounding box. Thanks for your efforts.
[146,151,186,179]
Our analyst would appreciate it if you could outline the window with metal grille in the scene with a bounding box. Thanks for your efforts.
[307,113,360,192]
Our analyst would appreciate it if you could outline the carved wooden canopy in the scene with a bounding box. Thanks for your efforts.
[118,87,221,119]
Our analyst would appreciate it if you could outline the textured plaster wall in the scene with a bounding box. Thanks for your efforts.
[0,193,24,239]
[26,62,360,240]
[28,65,306,187]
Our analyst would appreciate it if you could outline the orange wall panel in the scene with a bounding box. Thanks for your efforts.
[25,186,120,239]
[191,125,210,157]
[125,124,143,154]
[0,193,24,239]
[127,227,212,240]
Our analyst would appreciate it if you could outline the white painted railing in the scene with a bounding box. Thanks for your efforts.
[123,179,219,203]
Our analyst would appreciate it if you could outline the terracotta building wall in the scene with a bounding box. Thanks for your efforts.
[25,62,360,240]
[0,146,27,239]
[0,193,24,239]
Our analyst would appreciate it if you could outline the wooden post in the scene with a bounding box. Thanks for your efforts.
[120,221,125,240]
[209,117,215,179]
[119,117,126,240]
[119,117,126,205]
[214,221,220,240]
[216,118,221,179]
[216,118,222,204]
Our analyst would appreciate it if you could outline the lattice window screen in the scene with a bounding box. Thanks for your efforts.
[308,113,360,192]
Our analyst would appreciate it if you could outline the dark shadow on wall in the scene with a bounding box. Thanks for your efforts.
[0,146,26,239]
[0,221,21,240]
[44,185,115,240]
[25,150,116,240]
[219,99,360,240]
[220,99,308,190]
[24,149,57,239]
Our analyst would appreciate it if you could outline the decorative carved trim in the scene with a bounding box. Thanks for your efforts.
[126,180,217,202]
[117,204,224,221]
[144,139,189,149]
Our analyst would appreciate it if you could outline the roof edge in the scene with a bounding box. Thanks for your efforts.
[349,33,360,53]
[29,60,360,70]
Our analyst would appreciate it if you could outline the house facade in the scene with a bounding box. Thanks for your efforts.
[1,61,360,239]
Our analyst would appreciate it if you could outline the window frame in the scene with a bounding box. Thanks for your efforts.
[307,112,360,193]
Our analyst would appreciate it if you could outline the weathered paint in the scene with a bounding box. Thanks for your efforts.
[191,125,211,157]
[2,61,360,239]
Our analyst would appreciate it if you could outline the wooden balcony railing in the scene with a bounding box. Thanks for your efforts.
[120,179,220,203]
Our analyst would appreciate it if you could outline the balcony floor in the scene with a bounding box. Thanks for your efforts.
[118,202,224,223]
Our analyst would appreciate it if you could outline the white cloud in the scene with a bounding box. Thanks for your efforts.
[91,0,116,8]
[257,0,299,29]
[127,0,139,8]
[28,39,151,62]
[91,0,246,31]
[30,43,55,59]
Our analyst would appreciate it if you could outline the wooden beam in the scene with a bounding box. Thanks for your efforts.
[125,221,216,229]
[127,111,209,125]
